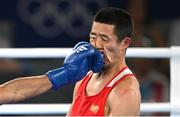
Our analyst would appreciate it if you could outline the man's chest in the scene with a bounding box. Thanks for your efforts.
[86,79,102,96]
[84,78,111,116]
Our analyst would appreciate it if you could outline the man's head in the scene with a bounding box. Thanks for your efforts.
[89,7,134,69]
[93,7,134,42]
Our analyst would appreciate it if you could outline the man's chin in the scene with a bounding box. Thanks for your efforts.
[101,63,110,70]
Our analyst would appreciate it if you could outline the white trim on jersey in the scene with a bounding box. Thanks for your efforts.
[107,68,133,87]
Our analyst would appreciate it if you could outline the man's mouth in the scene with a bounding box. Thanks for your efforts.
[97,50,108,64]
[102,54,109,64]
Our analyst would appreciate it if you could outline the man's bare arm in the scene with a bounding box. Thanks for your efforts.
[108,78,141,116]
[0,75,52,104]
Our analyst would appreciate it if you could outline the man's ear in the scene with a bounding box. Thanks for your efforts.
[121,37,131,48]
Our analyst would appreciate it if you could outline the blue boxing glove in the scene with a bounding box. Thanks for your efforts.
[72,41,104,73]
[46,42,104,90]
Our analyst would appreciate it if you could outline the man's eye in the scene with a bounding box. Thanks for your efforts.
[90,36,96,39]
[101,37,109,42]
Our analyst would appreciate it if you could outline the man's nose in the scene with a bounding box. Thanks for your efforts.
[95,38,103,49]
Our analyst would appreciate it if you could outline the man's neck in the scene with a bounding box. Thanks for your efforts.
[98,60,127,80]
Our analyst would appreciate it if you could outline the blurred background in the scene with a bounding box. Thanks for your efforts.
[0,0,180,116]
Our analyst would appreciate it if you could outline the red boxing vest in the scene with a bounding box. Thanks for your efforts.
[69,66,134,116]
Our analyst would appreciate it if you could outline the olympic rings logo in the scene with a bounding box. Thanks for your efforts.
[17,0,108,38]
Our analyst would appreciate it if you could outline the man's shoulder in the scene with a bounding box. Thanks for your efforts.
[111,76,140,97]
[117,75,139,87]
[74,71,93,91]
[108,76,141,107]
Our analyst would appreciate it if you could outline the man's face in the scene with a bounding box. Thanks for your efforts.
[89,21,126,68]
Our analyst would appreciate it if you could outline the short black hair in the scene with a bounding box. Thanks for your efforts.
[94,7,134,41]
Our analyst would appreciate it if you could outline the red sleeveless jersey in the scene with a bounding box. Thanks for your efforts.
[69,67,135,116]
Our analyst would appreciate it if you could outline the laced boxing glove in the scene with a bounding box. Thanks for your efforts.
[46,42,104,90]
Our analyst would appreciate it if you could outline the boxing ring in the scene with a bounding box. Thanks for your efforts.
[0,47,180,116]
